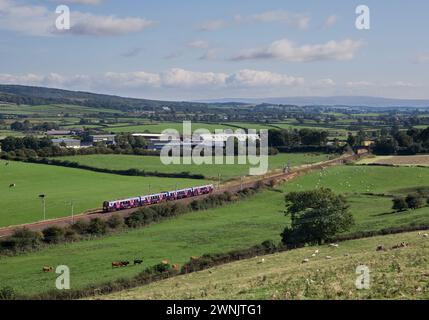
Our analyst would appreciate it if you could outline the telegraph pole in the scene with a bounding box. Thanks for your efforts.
[39,194,46,220]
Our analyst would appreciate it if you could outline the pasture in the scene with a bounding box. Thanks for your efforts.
[1,165,429,296]
[357,155,429,167]
[106,122,241,134]
[0,160,206,227]
[98,231,429,300]
[53,153,333,180]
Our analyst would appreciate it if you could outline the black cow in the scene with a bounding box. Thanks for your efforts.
[134,259,143,265]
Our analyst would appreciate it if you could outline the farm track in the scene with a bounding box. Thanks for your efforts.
[0,153,362,238]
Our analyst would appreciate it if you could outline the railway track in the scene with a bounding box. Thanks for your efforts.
[0,152,361,238]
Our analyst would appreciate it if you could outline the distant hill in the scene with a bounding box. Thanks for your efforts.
[0,84,206,112]
[198,96,429,108]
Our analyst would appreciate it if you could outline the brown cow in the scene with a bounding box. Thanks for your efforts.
[112,261,122,268]
[172,264,180,271]
[43,266,53,273]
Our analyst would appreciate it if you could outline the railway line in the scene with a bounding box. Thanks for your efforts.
[0,152,362,238]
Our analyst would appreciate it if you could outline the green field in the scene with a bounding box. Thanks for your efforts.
[99,231,429,300]
[1,165,429,296]
[54,153,333,180]
[106,122,240,134]
[0,160,206,227]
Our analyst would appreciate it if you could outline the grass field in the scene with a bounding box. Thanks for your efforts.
[0,160,206,227]
[106,122,241,134]
[1,165,429,296]
[357,155,429,167]
[99,231,429,300]
[54,153,333,180]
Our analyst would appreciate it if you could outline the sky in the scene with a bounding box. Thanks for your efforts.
[0,0,428,101]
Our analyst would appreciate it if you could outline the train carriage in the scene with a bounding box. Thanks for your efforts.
[102,184,214,213]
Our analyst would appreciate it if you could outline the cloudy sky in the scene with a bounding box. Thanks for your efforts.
[0,0,428,100]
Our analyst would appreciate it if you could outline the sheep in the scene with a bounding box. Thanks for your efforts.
[376,245,386,251]
[423,234,429,238]
[311,254,316,257]
[302,258,310,263]
[314,249,319,254]
[325,256,332,260]
[329,243,339,248]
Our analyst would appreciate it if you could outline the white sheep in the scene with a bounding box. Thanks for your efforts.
[325,256,332,260]
[329,243,339,248]
[302,258,310,263]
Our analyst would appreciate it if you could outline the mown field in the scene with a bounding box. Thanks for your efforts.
[1,165,429,296]
[54,153,332,180]
[357,155,429,167]
[99,231,429,300]
[0,160,206,227]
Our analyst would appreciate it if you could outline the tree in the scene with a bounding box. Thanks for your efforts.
[392,197,408,212]
[405,194,425,210]
[281,188,353,247]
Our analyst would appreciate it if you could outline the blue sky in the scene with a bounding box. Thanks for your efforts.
[0,0,428,100]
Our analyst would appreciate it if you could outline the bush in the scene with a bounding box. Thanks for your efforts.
[42,226,65,244]
[87,218,107,235]
[1,228,43,251]
[106,214,124,229]
[392,197,408,212]
[0,287,16,300]
[405,194,425,210]
[71,220,89,235]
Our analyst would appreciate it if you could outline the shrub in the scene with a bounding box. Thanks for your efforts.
[2,228,43,251]
[87,218,107,235]
[71,220,89,235]
[392,197,408,212]
[106,214,124,229]
[0,287,16,300]
[405,194,425,210]
[42,226,65,244]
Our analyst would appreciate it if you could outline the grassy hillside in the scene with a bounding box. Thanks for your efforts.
[97,231,429,300]
[0,160,206,227]
[1,166,429,296]
[54,153,332,180]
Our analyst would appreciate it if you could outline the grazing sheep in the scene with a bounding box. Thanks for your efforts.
[423,234,428,238]
[329,243,339,248]
[376,245,386,251]
[314,250,319,254]
[302,258,310,263]
[311,254,316,257]
[325,256,332,260]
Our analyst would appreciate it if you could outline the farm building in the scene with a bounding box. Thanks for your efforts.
[51,138,81,148]
[90,134,116,145]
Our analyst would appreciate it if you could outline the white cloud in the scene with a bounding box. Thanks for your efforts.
[232,38,364,62]
[160,68,227,88]
[188,40,209,49]
[412,53,429,64]
[313,78,336,88]
[235,10,310,29]
[0,0,153,36]
[64,13,153,36]
[104,71,161,88]
[198,19,227,31]
[324,15,338,28]
[226,69,304,87]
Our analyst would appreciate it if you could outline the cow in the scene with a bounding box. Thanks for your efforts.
[9,184,16,188]
[133,259,143,265]
[120,261,130,267]
[172,264,180,271]
[43,266,53,273]
[112,261,122,268]
[162,260,170,265]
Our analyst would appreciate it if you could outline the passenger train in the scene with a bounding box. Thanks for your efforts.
[102,184,215,212]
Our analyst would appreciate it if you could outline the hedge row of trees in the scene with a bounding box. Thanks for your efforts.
[0,188,263,256]
[372,127,429,155]
[392,194,429,212]
[268,128,329,148]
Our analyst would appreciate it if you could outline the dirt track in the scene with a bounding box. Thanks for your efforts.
[0,153,361,238]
